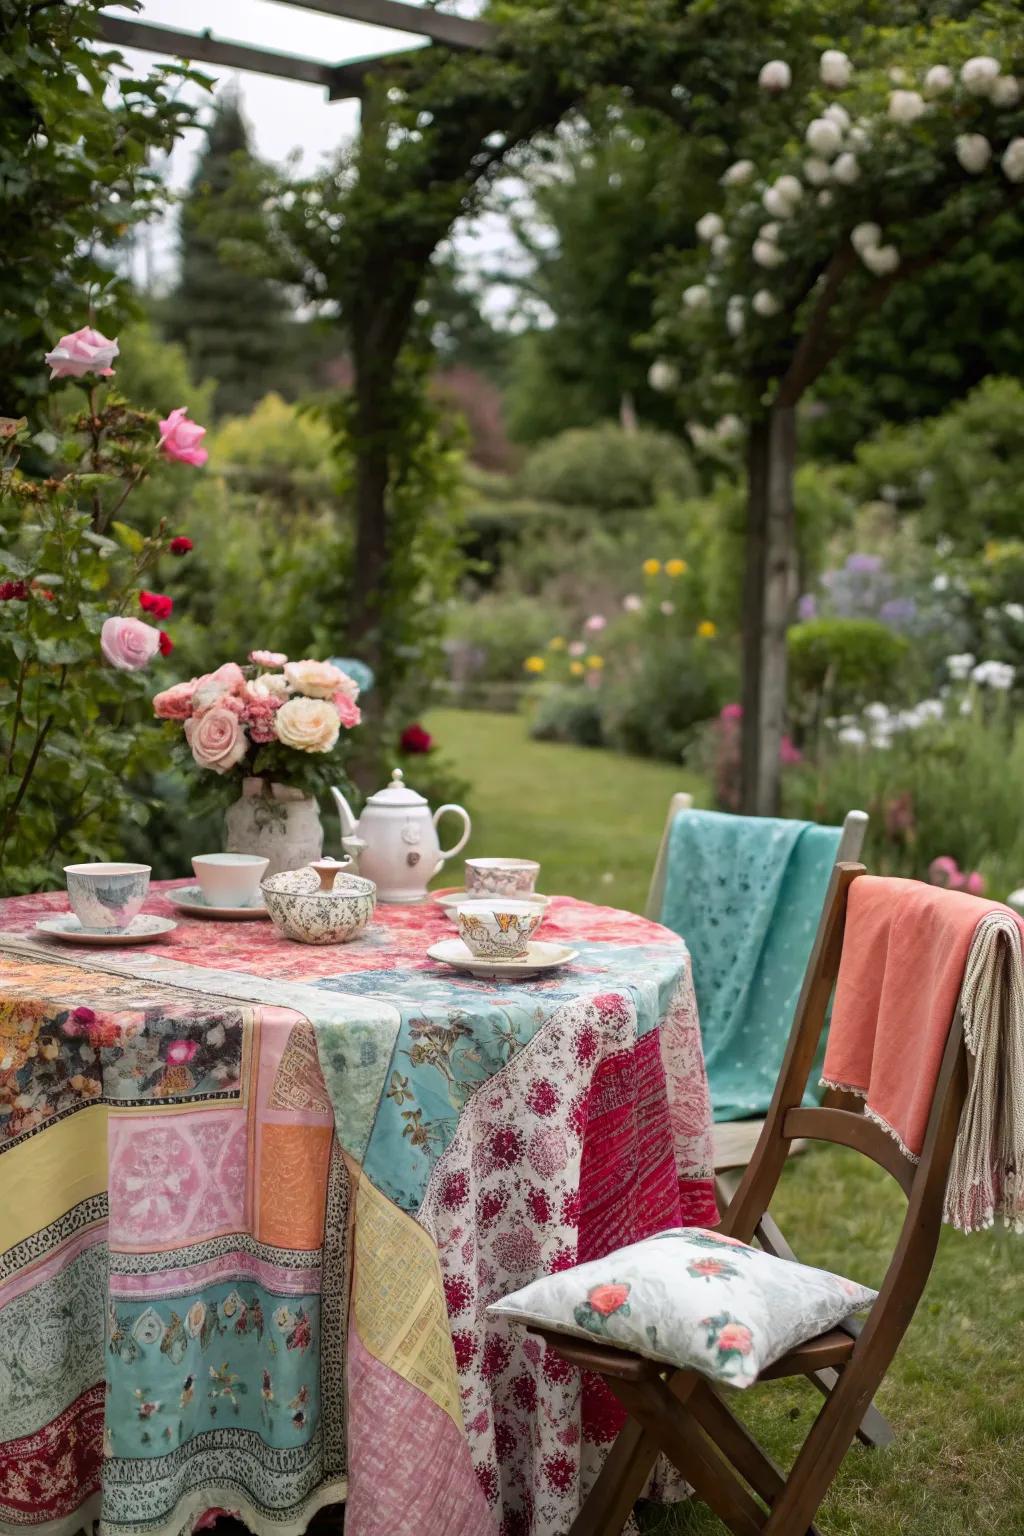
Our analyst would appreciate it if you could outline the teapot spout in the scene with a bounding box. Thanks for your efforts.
[331,786,358,840]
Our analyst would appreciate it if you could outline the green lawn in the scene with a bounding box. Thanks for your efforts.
[426,707,708,914]
[429,708,1024,1536]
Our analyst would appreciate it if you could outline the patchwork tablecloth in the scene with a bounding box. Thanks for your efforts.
[0,885,717,1536]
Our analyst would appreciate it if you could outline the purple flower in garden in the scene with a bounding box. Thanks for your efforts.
[879,597,917,629]
[846,553,883,575]
[797,594,818,620]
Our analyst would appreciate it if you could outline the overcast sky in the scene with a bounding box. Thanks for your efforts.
[106,0,525,310]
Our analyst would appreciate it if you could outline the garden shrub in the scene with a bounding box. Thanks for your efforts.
[788,618,910,717]
[600,632,738,762]
[445,593,566,684]
[529,686,606,748]
[518,423,697,512]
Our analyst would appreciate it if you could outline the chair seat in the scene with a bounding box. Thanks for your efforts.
[529,1323,857,1386]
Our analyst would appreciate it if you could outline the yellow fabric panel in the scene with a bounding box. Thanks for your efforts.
[0,1103,108,1254]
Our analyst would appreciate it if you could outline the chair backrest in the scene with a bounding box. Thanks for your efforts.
[723,863,970,1326]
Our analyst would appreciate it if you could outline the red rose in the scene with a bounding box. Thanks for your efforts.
[139,591,174,620]
[169,536,193,555]
[158,630,174,656]
[0,580,28,601]
[587,1282,630,1317]
[400,722,434,754]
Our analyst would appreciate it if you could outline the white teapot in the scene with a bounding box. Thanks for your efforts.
[331,769,471,904]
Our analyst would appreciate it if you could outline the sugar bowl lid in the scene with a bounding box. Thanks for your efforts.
[365,768,427,807]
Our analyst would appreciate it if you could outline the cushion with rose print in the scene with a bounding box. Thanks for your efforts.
[487,1227,877,1389]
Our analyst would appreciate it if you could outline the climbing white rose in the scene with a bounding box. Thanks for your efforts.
[819,50,852,90]
[681,284,710,310]
[824,103,851,130]
[696,212,724,243]
[726,298,745,337]
[924,64,954,95]
[762,187,794,218]
[961,56,1000,95]
[774,174,803,206]
[1001,137,1024,182]
[805,117,842,157]
[647,361,678,392]
[721,159,755,186]
[956,133,992,174]
[759,222,781,242]
[753,239,784,269]
[991,75,1021,108]
[847,124,871,152]
[888,89,926,124]
[710,233,731,258]
[758,59,791,92]
[888,66,907,85]
[861,243,900,276]
[851,222,881,254]
[817,189,834,207]
[752,289,781,317]
[803,157,831,186]
[832,153,860,184]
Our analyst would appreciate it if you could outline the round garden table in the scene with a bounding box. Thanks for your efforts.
[0,883,716,1536]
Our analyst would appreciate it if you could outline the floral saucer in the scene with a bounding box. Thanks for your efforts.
[431,887,551,926]
[34,914,177,945]
[426,938,576,979]
[167,885,270,921]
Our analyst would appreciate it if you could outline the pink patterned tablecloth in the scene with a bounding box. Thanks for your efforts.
[0,883,716,1536]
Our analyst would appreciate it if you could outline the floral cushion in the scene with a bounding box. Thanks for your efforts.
[487,1227,877,1389]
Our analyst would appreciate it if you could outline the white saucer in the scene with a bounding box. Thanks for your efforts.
[167,885,269,921]
[34,914,177,945]
[427,938,577,979]
[431,888,551,926]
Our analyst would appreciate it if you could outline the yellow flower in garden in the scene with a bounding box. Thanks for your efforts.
[665,558,688,578]
[570,660,585,677]
[549,636,567,651]
[586,655,605,670]
[696,620,717,639]
[524,656,546,674]
[642,558,662,576]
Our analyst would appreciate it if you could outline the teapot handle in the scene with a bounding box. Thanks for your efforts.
[433,804,471,863]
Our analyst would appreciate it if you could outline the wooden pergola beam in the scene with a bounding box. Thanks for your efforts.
[271,0,494,52]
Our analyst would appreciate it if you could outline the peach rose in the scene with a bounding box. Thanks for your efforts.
[284,659,347,700]
[250,650,287,667]
[274,696,341,754]
[100,616,161,671]
[153,679,198,720]
[185,707,248,773]
[192,661,246,714]
[334,692,361,728]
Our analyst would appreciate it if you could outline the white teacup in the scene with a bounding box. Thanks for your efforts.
[456,899,542,959]
[64,862,151,932]
[465,858,541,897]
[192,853,269,909]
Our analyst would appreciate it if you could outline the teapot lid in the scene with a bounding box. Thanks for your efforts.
[365,767,427,808]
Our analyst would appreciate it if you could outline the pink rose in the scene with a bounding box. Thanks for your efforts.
[44,325,118,379]
[717,1322,753,1354]
[192,662,246,714]
[153,679,198,720]
[250,650,287,667]
[241,688,282,744]
[159,407,208,467]
[101,616,161,671]
[185,707,248,774]
[333,692,361,728]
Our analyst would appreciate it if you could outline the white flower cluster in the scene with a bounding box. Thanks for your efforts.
[850,221,899,276]
[830,697,945,750]
[971,659,1016,690]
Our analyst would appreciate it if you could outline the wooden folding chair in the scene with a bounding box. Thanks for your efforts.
[531,862,970,1536]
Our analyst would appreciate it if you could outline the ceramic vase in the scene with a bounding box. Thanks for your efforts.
[224,778,323,877]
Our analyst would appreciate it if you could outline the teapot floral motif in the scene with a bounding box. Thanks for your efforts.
[331,769,471,903]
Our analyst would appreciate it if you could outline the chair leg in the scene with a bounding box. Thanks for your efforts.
[568,1414,661,1536]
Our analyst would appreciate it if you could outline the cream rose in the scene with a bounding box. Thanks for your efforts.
[184,707,248,773]
[274,696,341,754]
[283,658,347,699]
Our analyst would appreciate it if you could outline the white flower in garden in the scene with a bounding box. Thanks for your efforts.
[752,289,781,316]
[961,56,1000,96]
[861,243,900,276]
[917,699,945,722]
[804,157,831,186]
[888,89,926,124]
[647,360,678,392]
[716,414,742,440]
[832,152,860,184]
[933,573,950,592]
[1001,138,1024,183]
[817,190,834,207]
[623,594,643,612]
[824,103,851,130]
[851,222,882,254]
[888,66,907,85]
[682,284,710,310]
[659,600,676,616]
[972,659,1016,690]
[1004,602,1024,623]
[753,238,784,268]
[820,49,852,89]
[924,64,954,95]
[762,187,794,218]
[956,133,992,173]
[721,159,755,186]
[864,702,891,723]
[806,118,842,158]
[759,222,781,242]
[758,59,792,93]
[847,124,871,152]
[837,725,867,747]
[945,652,976,680]
[991,75,1021,108]
[711,233,731,258]
[726,297,745,337]
[696,212,724,243]
[774,174,803,206]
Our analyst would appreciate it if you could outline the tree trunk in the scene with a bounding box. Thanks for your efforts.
[740,405,797,816]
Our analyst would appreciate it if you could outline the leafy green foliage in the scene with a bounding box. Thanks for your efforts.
[788,617,910,714]
[519,423,697,512]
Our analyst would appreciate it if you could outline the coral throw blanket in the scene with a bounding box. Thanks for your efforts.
[822,876,1024,1233]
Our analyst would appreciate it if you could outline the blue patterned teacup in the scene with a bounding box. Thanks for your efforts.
[64,862,151,932]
